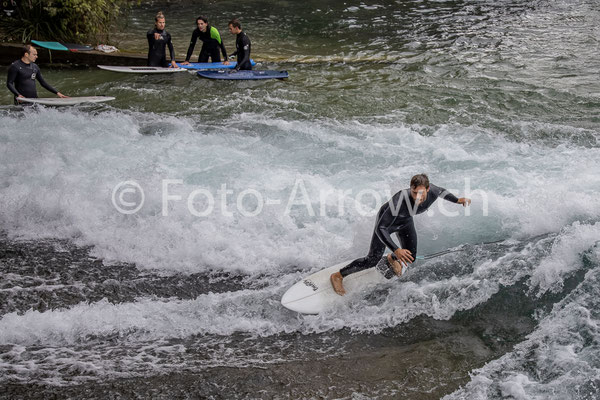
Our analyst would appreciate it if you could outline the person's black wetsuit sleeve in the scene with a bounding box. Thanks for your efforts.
[433,185,460,203]
[35,68,58,94]
[185,30,198,62]
[219,40,228,60]
[147,30,155,47]
[6,65,20,97]
[235,35,251,70]
[167,34,175,62]
[374,206,401,253]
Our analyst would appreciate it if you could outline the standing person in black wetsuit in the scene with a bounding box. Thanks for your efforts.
[330,174,471,295]
[180,16,228,65]
[6,45,67,104]
[224,18,252,70]
[147,11,178,68]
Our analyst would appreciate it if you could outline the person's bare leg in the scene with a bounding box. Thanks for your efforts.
[387,254,403,276]
[330,271,346,295]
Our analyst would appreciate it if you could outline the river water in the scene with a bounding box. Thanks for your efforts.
[1,0,600,398]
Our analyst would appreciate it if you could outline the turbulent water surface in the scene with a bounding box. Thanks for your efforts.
[1,0,600,399]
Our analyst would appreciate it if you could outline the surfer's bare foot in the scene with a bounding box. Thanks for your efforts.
[388,254,403,276]
[330,272,346,296]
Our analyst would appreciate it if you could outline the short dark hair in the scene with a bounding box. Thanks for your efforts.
[22,44,33,57]
[197,16,208,24]
[228,18,241,29]
[410,174,430,189]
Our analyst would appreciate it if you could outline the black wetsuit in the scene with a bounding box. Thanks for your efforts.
[185,26,227,63]
[6,60,58,103]
[231,31,252,70]
[340,184,459,277]
[147,28,175,67]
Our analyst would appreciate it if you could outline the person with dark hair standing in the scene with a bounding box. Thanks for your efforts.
[6,45,67,104]
[225,18,252,71]
[180,16,228,65]
[330,174,471,295]
[147,11,178,68]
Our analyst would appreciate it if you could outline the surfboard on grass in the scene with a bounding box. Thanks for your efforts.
[97,65,186,74]
[31,40,93,52]
[18,96,115,106]
[281,258,395,314]
[176,60,256,70]
[197,70,289,80]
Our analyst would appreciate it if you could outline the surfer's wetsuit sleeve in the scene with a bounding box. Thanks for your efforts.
[167,33,175,62]
[430,184,460,203]
[218,36,228,60]
[6,63,21,97]
[210,27,228,60]
[234,32,251,70]
[185,29,200,62]
[146,29,155,47]
[35,67,58,95]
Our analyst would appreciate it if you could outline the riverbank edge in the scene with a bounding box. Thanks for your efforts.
[1,42,146,68]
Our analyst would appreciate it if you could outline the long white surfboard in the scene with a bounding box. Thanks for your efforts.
[18,96,115,106]
[281,260,390,314]
[97,65,186,74]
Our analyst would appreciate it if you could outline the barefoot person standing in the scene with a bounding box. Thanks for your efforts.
[330,174,471,295]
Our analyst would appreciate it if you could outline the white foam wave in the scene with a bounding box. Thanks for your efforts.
[444,242,600,400]
[2,223,597,346]
[1,109,599,276]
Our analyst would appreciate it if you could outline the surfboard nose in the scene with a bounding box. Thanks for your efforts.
[280,288,295,306]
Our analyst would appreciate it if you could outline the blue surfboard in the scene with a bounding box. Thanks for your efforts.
[31,40,93,52]
[197,70,289,80]
[177,60,256,70]
[31,40,68,51]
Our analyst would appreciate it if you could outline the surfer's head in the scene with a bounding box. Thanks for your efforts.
[410,174,430,204]
[196,16,209,32]
[155,11,166,30]
[228,19,242,34]
[22,45,38,63]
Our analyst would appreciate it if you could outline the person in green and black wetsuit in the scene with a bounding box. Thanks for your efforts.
[224,18,252,71]
[181,16,228,65]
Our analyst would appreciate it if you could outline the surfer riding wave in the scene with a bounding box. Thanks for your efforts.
[330,174,471,295]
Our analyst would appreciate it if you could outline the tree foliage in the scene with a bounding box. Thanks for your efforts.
[1,0,137,44]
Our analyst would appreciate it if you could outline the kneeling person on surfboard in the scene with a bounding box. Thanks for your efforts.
[6,45,67,105]
[224,19,252,71]
[330,174,471,296]
[147,11,178,68]
[181,16,228,64]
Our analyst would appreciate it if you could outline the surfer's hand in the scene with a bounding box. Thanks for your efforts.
[387,254,404,276]
[393,249,414,264]
[457,198,471,207]
[154,33,161,40]
[57,92,68,98]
